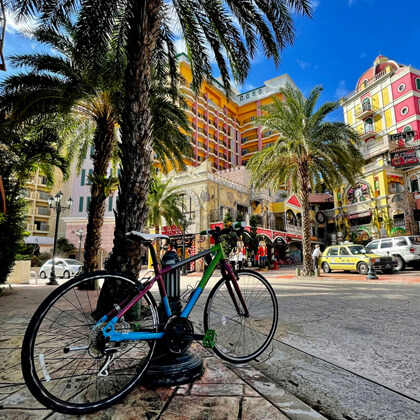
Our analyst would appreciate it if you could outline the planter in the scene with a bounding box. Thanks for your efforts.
[8,260,31,284]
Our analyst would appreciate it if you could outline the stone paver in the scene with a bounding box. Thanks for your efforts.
[0,285,325,420]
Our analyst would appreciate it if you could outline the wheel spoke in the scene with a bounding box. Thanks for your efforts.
[204,271,278,363]
[22,272,159,414]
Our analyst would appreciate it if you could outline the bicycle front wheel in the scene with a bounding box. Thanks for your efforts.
[204,269,278,363]
[21,271,159,415]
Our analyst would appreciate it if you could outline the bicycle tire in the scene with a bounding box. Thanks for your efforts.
[204,269,278,363]
[21,270,159,414]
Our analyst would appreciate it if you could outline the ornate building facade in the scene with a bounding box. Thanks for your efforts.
[334,55,420,243]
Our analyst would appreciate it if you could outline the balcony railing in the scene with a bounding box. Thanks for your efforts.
[37,207,51,216]
[342,66,394,101]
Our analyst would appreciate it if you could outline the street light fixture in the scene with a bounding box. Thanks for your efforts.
[47,191,72,285]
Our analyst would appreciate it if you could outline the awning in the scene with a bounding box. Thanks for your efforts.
[24,236,54,245]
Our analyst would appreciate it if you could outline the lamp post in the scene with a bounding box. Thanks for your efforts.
[47,191,73,285]
[75,228,83,261]
[181,213,192,275]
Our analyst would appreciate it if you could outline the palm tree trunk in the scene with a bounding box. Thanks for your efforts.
[298,162,314,276]
[83,118,115,273]
[105,0,163,277]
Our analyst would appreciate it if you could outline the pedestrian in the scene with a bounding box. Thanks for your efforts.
[312,245,322,271]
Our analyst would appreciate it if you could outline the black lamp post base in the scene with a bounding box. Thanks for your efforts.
[142,350,203,387]
[47,276,59,285]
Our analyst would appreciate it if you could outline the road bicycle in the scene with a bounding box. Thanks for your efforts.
[21,222,278,414]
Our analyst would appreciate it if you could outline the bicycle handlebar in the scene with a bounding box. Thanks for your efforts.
[200,221,246,238]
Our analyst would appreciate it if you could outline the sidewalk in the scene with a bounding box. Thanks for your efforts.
[0,285,325,420]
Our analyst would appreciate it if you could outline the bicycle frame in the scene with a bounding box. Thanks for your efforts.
[100,241,249,343]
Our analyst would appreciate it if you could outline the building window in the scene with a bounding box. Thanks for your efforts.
[403,125,412,132]
[87,196,91,211]
[410,176,419,192]
[401,107,409,115]
[416,78,420,90]
[364,117,374,133]
[398,83,406,92]
[252,91,256,96]
[240,96,243,101]
[362,97,371,111]
[79,197,84,212]
[258,89,262,94]
[81,169,86,186]
[90,145,94,156]
[108,197,113,212]
[246,94,249,99]
[86,169,93,185]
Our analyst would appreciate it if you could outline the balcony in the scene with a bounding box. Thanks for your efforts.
[361,140,388,160]
[355,103,378,120]
[37,207,51,217]
[35,224,50,232]
[359,125,376,141]
[38,191,51,201]
[286,223,302,236]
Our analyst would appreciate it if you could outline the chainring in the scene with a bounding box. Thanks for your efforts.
[164,316,194,354]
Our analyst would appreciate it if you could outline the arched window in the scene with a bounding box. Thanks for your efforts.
[364,117,374,133]
[403,125,412,132]
[410,175,419,192]
[362,97,371,112]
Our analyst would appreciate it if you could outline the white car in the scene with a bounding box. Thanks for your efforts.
[39,259,82,279]
[365,236,420,271]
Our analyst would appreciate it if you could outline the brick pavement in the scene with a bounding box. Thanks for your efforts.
[0,284,325,420]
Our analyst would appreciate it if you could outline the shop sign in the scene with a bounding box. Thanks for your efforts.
[161,225,183,236]
[387,174,404,185]
[351,226,371,242]
[390,227,406,237]
[390,148,420,167]
[346,210,371,220]
[389,130,416,142]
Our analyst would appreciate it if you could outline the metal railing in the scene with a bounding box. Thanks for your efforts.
[343,67,394,101]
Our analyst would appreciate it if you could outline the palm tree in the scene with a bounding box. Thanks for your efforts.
[9,0,313,278]
[1,20,192,272]
[247,85,364,276]
[146,175,184,261]
[0,115,68,283]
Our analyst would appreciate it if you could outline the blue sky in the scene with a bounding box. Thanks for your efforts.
[3,0,420,122]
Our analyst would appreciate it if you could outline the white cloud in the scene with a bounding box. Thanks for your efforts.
[312,1,321,10]
[335,80,349,98]
[297,59,310,70]
[360,52,367,59]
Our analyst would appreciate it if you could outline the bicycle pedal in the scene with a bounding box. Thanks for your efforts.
[203,329,217,348]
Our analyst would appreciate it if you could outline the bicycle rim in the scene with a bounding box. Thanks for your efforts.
[204,270,278,363]
[21,271,158,414]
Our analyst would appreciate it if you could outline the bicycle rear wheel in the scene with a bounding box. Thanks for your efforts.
[21,271,159,414]
[204,269,278,363]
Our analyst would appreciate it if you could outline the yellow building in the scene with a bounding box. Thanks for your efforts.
[337,55,420,243]
[23,167,71,253]
[177,53,298,169]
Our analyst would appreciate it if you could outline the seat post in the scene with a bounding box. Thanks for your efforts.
[147,241,160,274]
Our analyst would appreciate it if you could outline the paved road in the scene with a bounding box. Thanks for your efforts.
[183,269,420,419]
[248,275,420,420]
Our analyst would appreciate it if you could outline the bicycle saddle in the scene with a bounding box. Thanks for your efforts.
[126,231,169,243]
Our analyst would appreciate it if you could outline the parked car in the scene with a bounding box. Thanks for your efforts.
[320,244,397,275]
[39,259,82,279]
[365,236,420,271]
